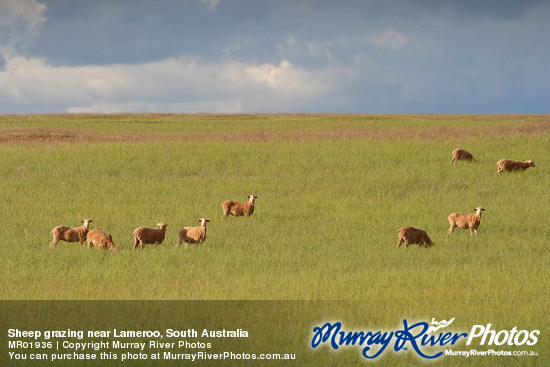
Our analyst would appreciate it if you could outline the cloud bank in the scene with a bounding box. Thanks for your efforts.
[0,55,339,113]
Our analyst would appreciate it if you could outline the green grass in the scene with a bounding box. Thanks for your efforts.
[0,114,548,365]
[0,113,548,132]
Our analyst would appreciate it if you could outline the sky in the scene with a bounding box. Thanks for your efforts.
[0,0,549,114]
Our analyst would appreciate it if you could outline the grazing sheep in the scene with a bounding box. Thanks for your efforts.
[451,148,476,164]
[133,222,168,250]
[397,227,434,248]
[87,229,116,251]
[496,159,536,175]
[447,207,485,236]
[221,195,258,219]
[50,219,92,247]
[177,218,210,248]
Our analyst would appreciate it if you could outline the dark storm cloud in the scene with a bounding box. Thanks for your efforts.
[1,0,549,113]
[27,0,544,66]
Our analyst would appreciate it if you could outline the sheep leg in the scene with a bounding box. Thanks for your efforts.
[133,237,140,250]
[447,225,455,235]
[50,237,58,247]
[397,239,403,248]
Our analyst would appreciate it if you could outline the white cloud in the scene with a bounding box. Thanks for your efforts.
[0,0,46,29]
[0,0,46,56]
[276,34,348,63]
[200,0,221,11]
[67,99,243,114]
[0,54,340,113]
[369,30,408,50]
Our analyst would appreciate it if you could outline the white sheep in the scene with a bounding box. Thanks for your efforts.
[50,219,92,247]
[221,195,258,219]
[496,159,536,175]
[451,148,476,164]
[133,222,168,250]
[447,207,485,236]
[87,229,116,251]
[177,218,210,248]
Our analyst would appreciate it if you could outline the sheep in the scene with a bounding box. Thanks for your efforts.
[132,222,168,250]
[221,195,258,219]
[396,227,434,248]
[451,148,476,164]
[496,159,536,175]
[447,207,485,236]
[177,218,210,248]
[50,219,92,247]
[86,229,116,251]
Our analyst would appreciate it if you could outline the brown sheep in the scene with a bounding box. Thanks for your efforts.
[496,159,535,175]
[447,207,485,236]
[50,219,92,247]
[397,227,435,248]
[132,222,168,250]
[451,148,476,164]
[87,229,116,251]
[177,218,210,248]
[221,195,258,219]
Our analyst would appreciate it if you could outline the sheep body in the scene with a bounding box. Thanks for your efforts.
[50,219,92,247]
[221,195,258,219]
[496,159,535,175]
[451,148,476,164]
[133,222,168,250]
[87,229,116,251]
[397,227,434,248]
[447,207,485,236]
[177,218,209,247]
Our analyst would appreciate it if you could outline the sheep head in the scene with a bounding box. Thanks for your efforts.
[474,207,485,215]
[198,218,210,226]
[81,219,93,228]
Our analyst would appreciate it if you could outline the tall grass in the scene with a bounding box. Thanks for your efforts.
[0,115,548,365]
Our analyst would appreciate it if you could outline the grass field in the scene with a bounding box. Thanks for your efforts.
[0,114,548,365]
